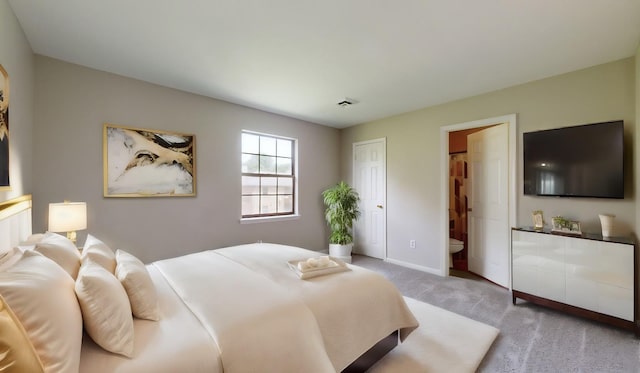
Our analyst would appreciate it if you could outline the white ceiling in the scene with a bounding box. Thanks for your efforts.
[8,0,640,128]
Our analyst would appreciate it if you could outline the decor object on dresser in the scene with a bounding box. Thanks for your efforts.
[599,214,615,237]
[0,64,9,190]
[48,201,87,244]
[511,228,637,335]
[550,216,581,236]
[322,181,361,263]
[532,210,544,230]
[103,123,195,197]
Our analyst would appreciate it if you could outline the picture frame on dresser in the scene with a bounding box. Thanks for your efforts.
[103,123,196,197]
[550,216,581,236]
[531,210,544,230]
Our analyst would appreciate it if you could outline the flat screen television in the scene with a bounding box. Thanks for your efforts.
[523,120,624,199]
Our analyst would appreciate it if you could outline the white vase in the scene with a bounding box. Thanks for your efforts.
[599,214,615,237]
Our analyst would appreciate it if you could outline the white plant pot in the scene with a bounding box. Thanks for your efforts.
[329,243,353,263]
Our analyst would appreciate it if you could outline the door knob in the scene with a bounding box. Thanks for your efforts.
[376,205,383,209]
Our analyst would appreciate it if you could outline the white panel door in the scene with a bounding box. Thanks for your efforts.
[468,124,509,287]
[353,139,386,259]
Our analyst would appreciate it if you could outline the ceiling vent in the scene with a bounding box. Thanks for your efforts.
[336,98,358,107]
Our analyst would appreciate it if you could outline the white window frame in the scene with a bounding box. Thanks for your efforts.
[240,130,299,223]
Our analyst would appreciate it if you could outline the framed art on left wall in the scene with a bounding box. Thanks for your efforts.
[0,64,10,191]
[103,123,196,197]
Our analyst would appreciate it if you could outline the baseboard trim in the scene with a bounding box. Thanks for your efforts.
[384,258,442,276]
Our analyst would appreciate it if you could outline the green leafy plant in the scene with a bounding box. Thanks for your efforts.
[552,216,572,229]
[322,181,361,245]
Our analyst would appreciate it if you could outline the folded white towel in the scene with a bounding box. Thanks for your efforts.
[297,256,337,273]
[288,256,350,280]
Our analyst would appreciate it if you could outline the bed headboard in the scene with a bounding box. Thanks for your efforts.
[0,194,33,254]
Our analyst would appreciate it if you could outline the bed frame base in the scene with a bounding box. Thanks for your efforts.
[342,330,398,373]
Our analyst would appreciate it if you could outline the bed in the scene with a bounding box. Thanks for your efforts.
[0,195,418,373]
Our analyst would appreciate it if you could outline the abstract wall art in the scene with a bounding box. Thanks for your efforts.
[103,123,195,197]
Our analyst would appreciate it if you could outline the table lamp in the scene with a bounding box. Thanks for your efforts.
[48,201,87,244]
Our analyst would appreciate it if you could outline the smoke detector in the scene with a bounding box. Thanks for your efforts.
[336,98,358,107]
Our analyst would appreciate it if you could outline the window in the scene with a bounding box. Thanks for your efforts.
[241,131,296,218]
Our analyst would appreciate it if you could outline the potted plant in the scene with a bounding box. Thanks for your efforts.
[322,181,361,261]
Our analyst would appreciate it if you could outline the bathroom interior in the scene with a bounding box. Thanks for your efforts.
[448,127,491,277]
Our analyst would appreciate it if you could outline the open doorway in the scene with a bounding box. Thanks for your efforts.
[448,127,492,271]
[439,114,517,287]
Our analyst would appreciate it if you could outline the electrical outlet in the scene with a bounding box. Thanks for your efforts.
[409,240,416,249]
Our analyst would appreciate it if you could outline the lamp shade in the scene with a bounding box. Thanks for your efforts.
[48,202,87,232]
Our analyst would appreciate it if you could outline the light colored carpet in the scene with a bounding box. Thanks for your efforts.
[368,297,499,373]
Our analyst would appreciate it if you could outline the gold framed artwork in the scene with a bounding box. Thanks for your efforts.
[103,123,195,197]
[0,64,10,191]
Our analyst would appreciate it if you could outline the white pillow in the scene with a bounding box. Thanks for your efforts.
[20,233,45,245]
[76,260,135,357]
[0,246,23,271]
[82,234,117,273]
[116,250,160,321]
[0,250,83,372]
[33,232,81,279]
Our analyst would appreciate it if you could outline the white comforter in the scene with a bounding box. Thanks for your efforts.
[79,265,223,373]
[80,243,418,373]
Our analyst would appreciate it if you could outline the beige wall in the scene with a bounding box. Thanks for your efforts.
[33,56,340,263]
[0,0,34,202]
[341,58,636,272]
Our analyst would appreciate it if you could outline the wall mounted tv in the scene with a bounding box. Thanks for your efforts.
[523,120,624,199]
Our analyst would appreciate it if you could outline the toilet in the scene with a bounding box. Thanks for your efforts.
[449,238,464,267]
